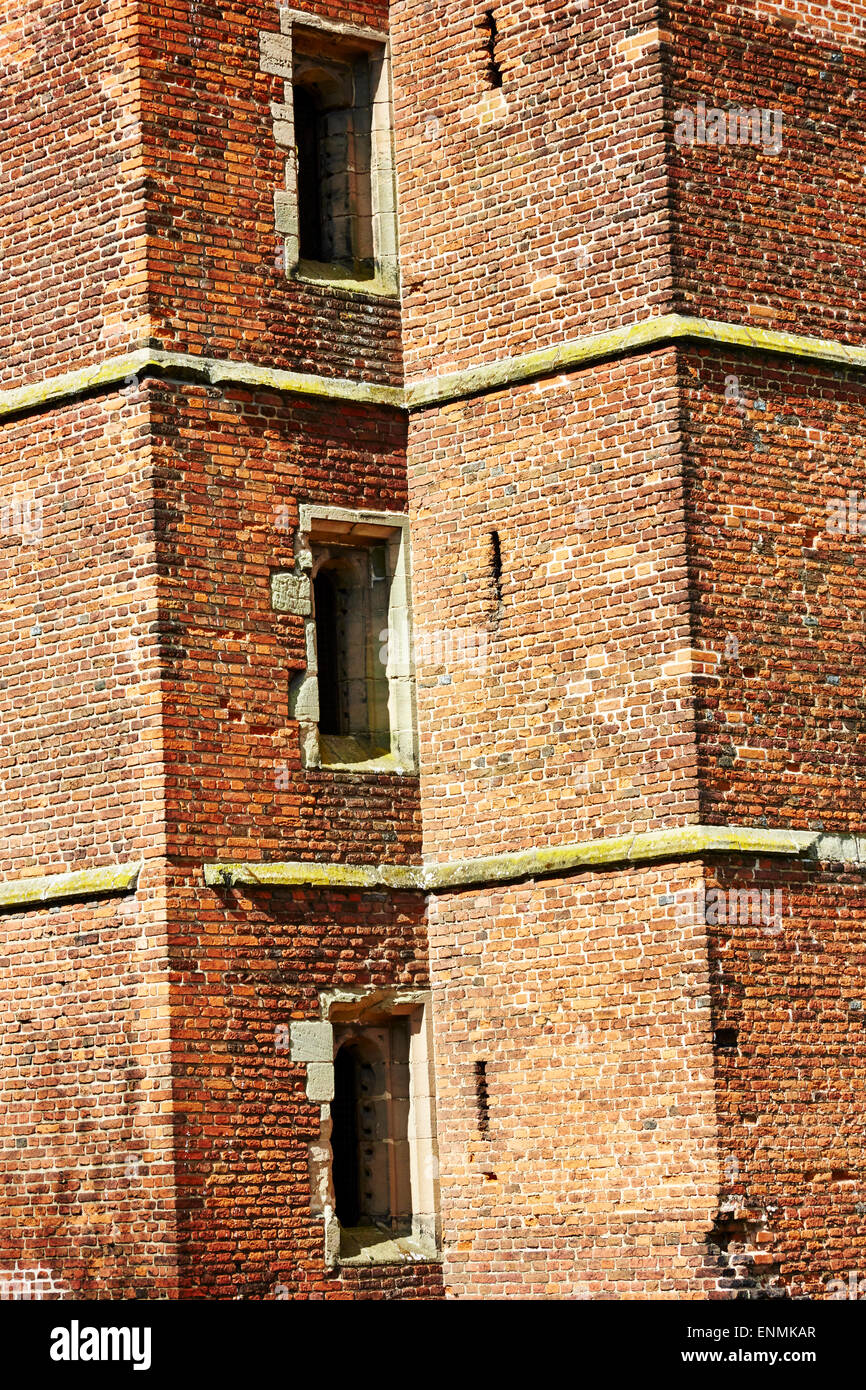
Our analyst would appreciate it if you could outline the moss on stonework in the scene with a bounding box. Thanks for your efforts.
[2,318,864,423]
[0,863,141,911]
[202,825,848,895]
[404,315,866,410]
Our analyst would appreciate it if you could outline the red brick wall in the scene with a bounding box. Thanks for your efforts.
[141,0,402,384]
[149,376,419,865]
[0,367,425,1296]
[681,347,866,830]
[0,386,179,1299]
[0,876,177,1300]
[393,0,672,381]
[0,387,165,872]
[427,862,723,1298]
[1,0,863,1304]
[706,855,866,1298]
[408,349,699,861]
[148,365,429,1294]
[668,0,866,341]
[169,877,441,1298]
[0,0,148,386]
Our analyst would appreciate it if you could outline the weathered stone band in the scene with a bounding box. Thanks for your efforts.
[405,314,866,409]
[0,862,142,912]
[1,315,863,423]
[204,826,866,894]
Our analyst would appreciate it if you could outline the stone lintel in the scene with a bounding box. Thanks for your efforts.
[279,6,388,45]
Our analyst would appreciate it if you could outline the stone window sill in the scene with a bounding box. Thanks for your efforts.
[336,1226,441,1267]
[293,258,398,298]
[317,734,409,774]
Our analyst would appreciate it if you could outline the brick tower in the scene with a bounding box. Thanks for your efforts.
[0,0,863,1300]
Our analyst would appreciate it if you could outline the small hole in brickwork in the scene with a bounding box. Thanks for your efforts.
[713,1028,739,1050]
[474,1060,490,1136]
[489,530,502,608]
[480,11,503,89]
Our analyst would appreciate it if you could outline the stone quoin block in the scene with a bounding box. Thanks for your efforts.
[290,1021,333,1062]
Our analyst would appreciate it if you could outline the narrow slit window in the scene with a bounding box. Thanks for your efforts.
[312,568,341,734]
[481,10,503,89]
[294,85,325,262]
[489,529,503,610]
[292,61,359,273]
[285,507,417,773]
[474,1059,490,1137]
[284,26,396,290]
[266,17,398,292]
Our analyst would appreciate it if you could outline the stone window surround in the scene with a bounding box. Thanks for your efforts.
[290,987,441,1268]
[272,504,418,774]
[259,10,398,296]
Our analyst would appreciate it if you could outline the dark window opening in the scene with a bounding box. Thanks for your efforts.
[331,1023,412,1238]
[311,547,391,762]
[713,1028,739,1050]
[489,529,503,609]
[313,569,341,734]
[474,1059,490,1137]
[295,85,324,261]
[293,70,358,269]
[332,1044,361,1226]
[481,10,503,88]
[291,44,377,279]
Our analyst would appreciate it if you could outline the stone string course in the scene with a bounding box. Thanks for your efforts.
[0,315,863,425]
